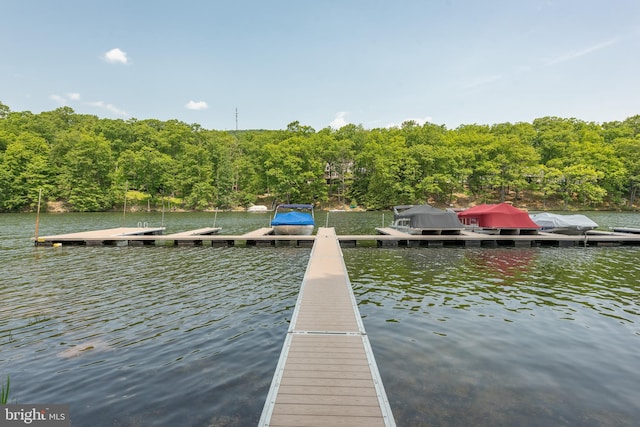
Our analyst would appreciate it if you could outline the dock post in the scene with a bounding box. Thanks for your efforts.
[34,188,42,245]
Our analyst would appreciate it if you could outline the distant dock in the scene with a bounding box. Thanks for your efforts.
[34,226,640,247]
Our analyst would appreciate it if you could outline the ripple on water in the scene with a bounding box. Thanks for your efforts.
[1,244,309,426]
[345,246,640,426]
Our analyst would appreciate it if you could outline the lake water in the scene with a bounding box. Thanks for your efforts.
[1,211,639,426]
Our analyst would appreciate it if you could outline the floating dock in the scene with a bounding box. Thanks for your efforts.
[259,227,395,426]
[34,227,640,247]
[164,227,222,246]
[35,227,166,246]
[369,228,640,248]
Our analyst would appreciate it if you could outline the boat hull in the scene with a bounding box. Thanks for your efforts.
[540,226,596,235]
[530,213,598,235]
[247,205,269,213]
[390,225,462,235]
[272,225,315,235]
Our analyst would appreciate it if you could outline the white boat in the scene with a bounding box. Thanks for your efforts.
[247,205,269,213]
[529,212,598,234]
[270,204,315,235]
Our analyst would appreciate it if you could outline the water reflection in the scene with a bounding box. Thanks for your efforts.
[464,248,536,281]
[346,246,640,426]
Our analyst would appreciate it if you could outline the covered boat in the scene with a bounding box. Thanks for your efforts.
[391,204,464,235]
[457,203,540,234]
[270,204,315,235]
[529,212,598,234]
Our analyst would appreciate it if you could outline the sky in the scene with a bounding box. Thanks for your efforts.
[1,0,639,131]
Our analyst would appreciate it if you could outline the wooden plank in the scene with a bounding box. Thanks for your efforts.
[283,362,373,373]
[272,403,383,417]
[276,385,379,397]
[274,394,380,406]
[286,349,363,358]
[279,376,376,387]
[280,370,374,381]
[285,334,363,345]
[269,414,385,427]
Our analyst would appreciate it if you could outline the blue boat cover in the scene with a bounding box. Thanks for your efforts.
[271,211,315,226]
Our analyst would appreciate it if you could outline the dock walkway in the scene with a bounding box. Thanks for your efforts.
[35,227,165,246]
[259,227,395,426]
[164,227,221,246]
[164,227,221,237]
[35,226,640,247]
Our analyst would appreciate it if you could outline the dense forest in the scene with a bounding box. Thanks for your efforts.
[1,101,639,213]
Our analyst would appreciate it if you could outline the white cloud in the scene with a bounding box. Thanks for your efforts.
[50,92,81,105]
[50,94,67,105]
[329,111,350,129]
[185,100,208,110]
[86,101,128,116]
[386,116,433,128]
[104,48,129,64]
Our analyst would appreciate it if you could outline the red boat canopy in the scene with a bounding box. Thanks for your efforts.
[457,203,539,229]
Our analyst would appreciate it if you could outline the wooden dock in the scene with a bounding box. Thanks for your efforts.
[34,226,640,248]
[164,227,222,246]
[35,227,166,246]
[370,227,640,248]
[259,227,395,426]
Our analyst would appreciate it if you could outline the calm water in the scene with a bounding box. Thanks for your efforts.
[1,211,639,426]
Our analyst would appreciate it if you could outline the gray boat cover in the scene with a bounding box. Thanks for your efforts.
[529,213,598,230]
[394,205,464,229]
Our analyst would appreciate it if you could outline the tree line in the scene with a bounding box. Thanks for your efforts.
[1,101,639,212]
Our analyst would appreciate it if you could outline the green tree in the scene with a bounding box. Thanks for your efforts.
[263,134,326,204]
[560,164,607,206]
[0,133,52,210]
[114,147,175,199]
[55,130,114,211]
[352,130,417,209]
[488,125,540,202]
[532,116,576,163]
[613,136,640,206]
[536,165,564,208]
[0,101,10,119]
[412,136,470,204]
[175,143,215,208]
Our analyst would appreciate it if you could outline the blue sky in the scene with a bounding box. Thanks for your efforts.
[1,0,639,130]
